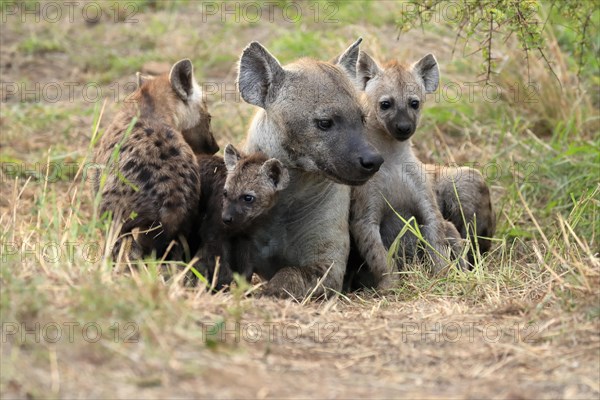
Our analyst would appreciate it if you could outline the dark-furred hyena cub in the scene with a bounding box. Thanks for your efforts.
[193,144,289,288]
[94,59,219,261]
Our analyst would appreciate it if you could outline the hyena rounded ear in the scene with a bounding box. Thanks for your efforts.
[170,58,196,101]
[136,72,155,89]
[357,51,382,90]
[238,42,285,109]
[261,159,289,191]
[413,53,439,94]
[224,144,243,171]
[334,37,362,81]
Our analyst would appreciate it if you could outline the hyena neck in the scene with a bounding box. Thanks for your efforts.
[116,100,173,133]
[368,126,417,165]
[245,110,290,163]
[280,168,342,223]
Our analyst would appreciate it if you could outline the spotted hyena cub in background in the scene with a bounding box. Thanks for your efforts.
[94,59,218,262]
[193,144,289,288]
[424,164,496,263]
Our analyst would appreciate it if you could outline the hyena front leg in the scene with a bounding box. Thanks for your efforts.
[416,180,467,273]
[263,235,348,299]
[350,218,395,289]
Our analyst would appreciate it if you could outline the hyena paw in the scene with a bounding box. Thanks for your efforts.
[112,237,144,263]
[261,269,312,300]
[377,274,396,291]
[443,221,470,270]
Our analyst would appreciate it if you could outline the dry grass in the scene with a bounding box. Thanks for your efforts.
[1,1,599,399]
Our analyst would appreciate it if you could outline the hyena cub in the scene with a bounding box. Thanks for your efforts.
[193,144,289,288]
[94,59,218,261]
[349,52,465,288]
[425,164,496,261]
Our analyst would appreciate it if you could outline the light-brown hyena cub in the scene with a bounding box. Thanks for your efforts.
[94,59,218,261]
[192,144,289,288]
[349,52,467,289]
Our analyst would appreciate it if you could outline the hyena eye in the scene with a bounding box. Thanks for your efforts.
[360,114,367,125]
[223,190,228,198]
[242,194,255,203]
[316,119,333,131]
[380,100,391,110]
[410,100,420,110]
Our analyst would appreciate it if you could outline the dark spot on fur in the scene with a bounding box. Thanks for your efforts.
[158,175,170,183]
[479,183,488,195]
[143,181,154,191]
[163,200,182,209]
[187,171,199,185]
[137,167,152,183]
[166,130,174,140]
[122,160,137,172]
[145,128,154,136]
[135,121,143,129]
[154,140,163,148]
[160,152,169,161]
[168,147,180,157]
[120,145,130,153]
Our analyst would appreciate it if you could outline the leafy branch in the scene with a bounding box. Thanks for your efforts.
[397,0,599,84]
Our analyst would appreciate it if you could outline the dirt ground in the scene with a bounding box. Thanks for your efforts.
[3,294,599,399]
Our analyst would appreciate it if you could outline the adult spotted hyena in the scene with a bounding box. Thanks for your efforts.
[238,38,383,299]
[94,59,218,261]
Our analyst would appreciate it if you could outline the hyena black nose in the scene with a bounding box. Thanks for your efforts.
[359,152,384,173]
[222,215,233,225]
[396,123,412,137]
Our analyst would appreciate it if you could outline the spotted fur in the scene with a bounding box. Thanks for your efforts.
[93,59,218,261]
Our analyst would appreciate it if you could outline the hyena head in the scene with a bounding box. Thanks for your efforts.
[221,144,289,231]
[134,59,219,154]
[357,52,439,141]
[237,38,383,185]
